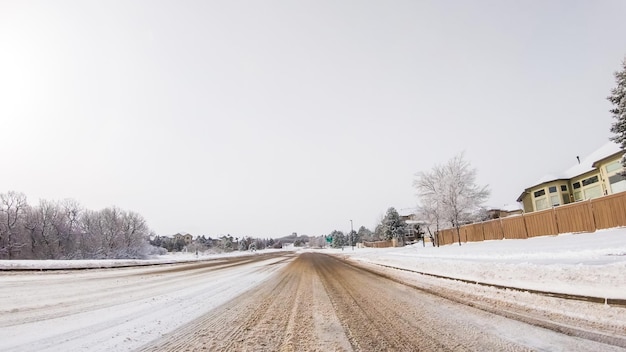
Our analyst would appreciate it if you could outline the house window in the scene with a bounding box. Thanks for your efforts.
[609,173,626,194]
[561,185,567,192]
[606,161,622,173]
[582,176,599,186]
[573,182,581,189]
[584,185,602,199]
[574,191,583,201]
[534,189,545,198]
[535,197,549,211]
[550,194,560,206]
[549,186,557,193]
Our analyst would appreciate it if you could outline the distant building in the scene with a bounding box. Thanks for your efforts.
[485,204,523,219]
[173,233,193,245]
[398,208,418,222]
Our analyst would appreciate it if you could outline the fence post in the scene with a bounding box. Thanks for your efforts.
[522,212,529,238]
[553,207,560,234]
[482,222,486,241]
[589,198,598,232]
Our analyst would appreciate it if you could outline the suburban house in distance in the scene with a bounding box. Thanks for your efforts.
[517,142,626,213]
[485,204,523,219]
[173,233,194,245]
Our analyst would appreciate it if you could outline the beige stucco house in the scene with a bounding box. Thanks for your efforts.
[517,142,626,213]
[173,233,193,245]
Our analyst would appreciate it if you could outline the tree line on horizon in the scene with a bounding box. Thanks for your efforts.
[0,190,309,260]
[0,191,155,260]
[149,234,298,253]
[318,207,425,249]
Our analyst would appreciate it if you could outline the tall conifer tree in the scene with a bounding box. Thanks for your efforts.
[609,58,626,156]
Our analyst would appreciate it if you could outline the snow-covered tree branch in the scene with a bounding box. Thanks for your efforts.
[414,153,490,246]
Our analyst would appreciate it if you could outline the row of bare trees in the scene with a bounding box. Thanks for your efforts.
[0,191,155,259]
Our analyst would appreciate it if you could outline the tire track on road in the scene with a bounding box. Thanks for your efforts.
[341,255,626,349]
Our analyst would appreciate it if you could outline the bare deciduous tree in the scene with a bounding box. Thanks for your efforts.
[415,153,490,246]
[1,190,155,259]
[24,200,62,259]
[0,191,28,258]
[59,199,82,258]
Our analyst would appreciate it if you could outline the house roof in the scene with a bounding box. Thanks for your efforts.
[398,207,417,217]
[486,203,522,212]
[502,203,522,212]
[561,141,622,179]
[517,141,623,202]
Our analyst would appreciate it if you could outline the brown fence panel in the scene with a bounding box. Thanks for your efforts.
[458,226,467,243]
[522,209,558,237]
[438,228,455,245]
[482,219,503,240]
[462,223,481,242]
[449,228,457,244]
[363,240,393,248]
[472,223,485,242]
[443,228,454,245]
[435,230,443,246]
[500,215,527,239]
[554,201,595,234]
[424,192,626,248]
[591,192,626,229]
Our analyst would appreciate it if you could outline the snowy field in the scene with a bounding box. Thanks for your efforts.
[316,227,626,300]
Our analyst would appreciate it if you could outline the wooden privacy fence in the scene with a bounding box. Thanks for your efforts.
[363,240,394,248]
[436,192,626,246]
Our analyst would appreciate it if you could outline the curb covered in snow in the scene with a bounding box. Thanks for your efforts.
[368,261,626,307]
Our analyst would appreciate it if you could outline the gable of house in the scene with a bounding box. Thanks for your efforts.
[595,153,626,195]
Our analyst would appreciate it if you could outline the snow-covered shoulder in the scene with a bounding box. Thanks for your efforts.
[310,228,626,300]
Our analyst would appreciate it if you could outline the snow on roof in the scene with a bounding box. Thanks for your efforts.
[563,141,622,178]
[529,141,622,187]
[533,174,566,185]
[398,207,417,217]
[486,203,522,212]
[501,203,522,212]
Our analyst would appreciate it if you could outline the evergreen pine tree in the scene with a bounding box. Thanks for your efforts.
[382,207,407,243]
[609,57,626,154]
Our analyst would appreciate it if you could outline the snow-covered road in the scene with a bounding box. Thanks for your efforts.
[0,252,294,352]
[1,228,626,351]
[135,252,626,352]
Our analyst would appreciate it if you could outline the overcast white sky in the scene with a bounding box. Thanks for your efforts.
[1,1,625,238]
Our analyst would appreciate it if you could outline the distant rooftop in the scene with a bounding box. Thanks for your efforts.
[487,203,522,212]
[398,207,417,217]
